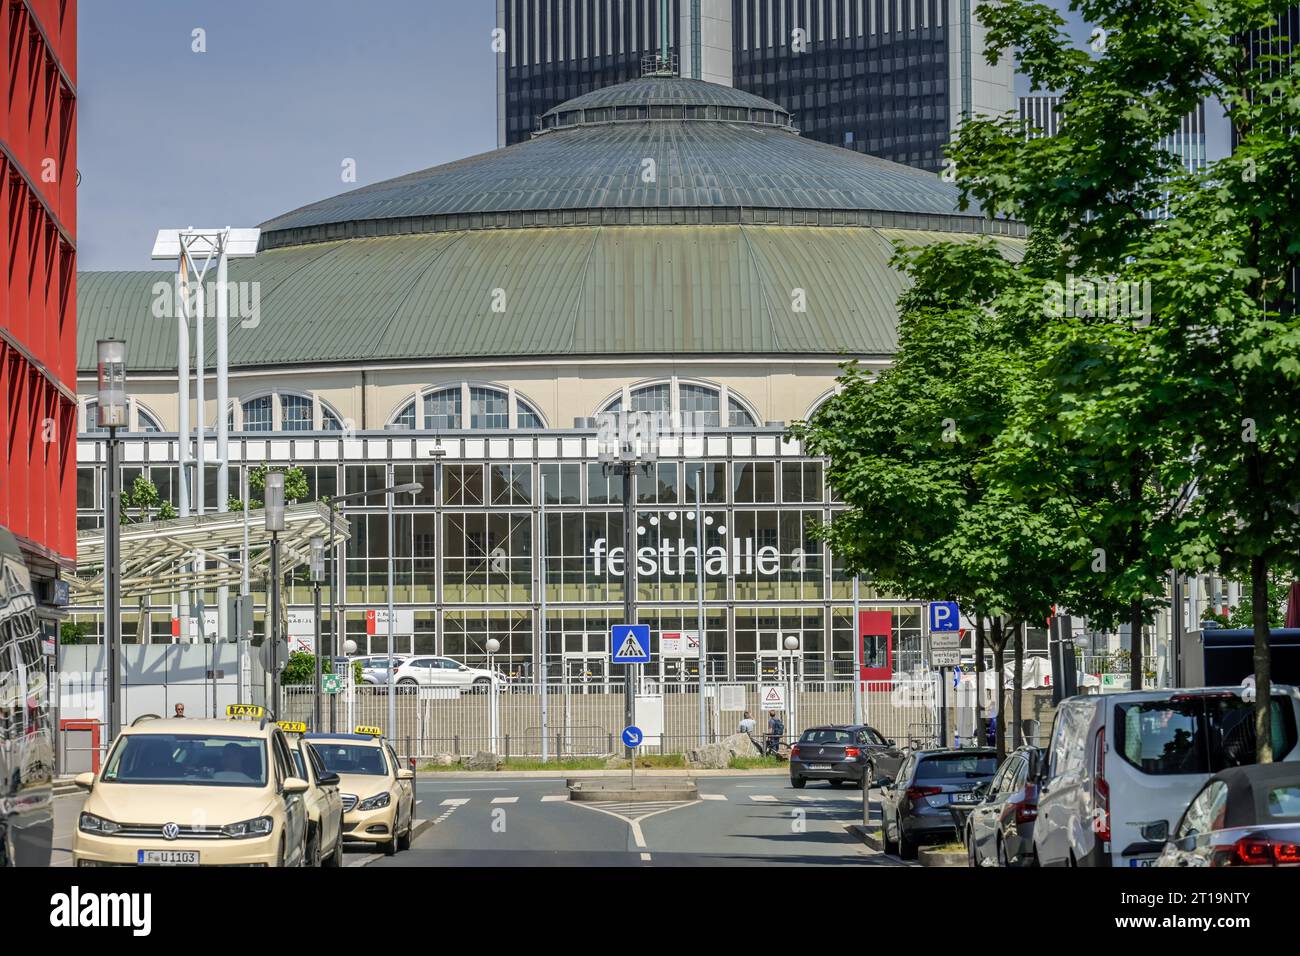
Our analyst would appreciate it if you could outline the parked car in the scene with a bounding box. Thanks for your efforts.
[289,737,345,867]
[880,748,999,859]
[789,724,904,789]
[349,655,410,686]
[1155,763,1300,867]
[1034,686,1300,867]
[390,656,505,690]
[307,730,415,856]
[965,746,1044,867]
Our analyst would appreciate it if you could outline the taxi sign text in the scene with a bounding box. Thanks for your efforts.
[226,704,264,718]
[354,725,383,737]
[276,720,307,734]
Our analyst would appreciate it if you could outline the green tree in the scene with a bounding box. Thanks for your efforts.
[280,650,335,686]
[949,0,1300,761]
[119,475,178,523]
[60,621,91,645]
[228,464,310,512]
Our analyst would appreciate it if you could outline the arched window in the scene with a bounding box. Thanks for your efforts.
[81,399,163,433]
[226,391,344,432]
[596,380,758,429]
[389,384,546,430]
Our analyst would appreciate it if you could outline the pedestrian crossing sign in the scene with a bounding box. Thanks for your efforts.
[610,624,651,663]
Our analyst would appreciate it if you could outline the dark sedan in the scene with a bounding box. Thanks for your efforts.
[789,724,905,789]
[881,748,1000,859]
[1156,762,1300,867]
[965,746,1044,867]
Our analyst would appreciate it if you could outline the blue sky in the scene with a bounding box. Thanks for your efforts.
[77,1,1225,271]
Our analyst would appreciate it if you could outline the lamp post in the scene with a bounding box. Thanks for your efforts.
[97,339,127,742]
[309,535,325,731]
[486,638,501,753]
[694,464,707,745]
[598,412,655,756]
[265,472,285,715]
[783,634,800,747]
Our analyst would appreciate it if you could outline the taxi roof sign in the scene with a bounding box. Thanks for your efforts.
[227,704,265,719]
[354,725,383,737]
[276,720,307,734]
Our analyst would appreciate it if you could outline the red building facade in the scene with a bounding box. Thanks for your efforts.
[1,0,78,618]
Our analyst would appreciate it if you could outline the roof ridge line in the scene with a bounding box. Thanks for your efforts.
[564,226,603,354]
[371,232,470,356]
[737,223,782,352]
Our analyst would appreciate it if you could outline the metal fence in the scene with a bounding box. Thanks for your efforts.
[280,675,944,760]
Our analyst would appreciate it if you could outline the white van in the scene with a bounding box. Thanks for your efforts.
[1034,686,1300,867]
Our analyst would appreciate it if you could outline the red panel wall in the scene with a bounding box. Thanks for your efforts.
[1,0,77,568]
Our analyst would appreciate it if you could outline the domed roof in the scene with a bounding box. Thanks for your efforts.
[543,75,790,118]
[257,77,997,251]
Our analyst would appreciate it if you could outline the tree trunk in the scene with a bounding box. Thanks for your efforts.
[1252,554,1274,764]
[992,618,1006,761]
[975,615,986,744]
[1128,599,1144,690]
[1012,620,1024,749]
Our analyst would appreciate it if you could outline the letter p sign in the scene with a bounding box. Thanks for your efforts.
[928,601,959,632]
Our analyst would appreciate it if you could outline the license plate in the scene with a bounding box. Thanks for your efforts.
[138,850,199,866]
[1129,858,1155,868]
[951,793,979,804]
[807,763,832,770]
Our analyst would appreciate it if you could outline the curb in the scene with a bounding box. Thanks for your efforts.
[847,824,884,851]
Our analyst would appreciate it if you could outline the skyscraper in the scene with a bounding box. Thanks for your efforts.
[1019,94,1207,176]
[1,0,78,632]
[497,0,1014,172]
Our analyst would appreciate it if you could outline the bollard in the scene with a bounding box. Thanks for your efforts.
[504,735,510,763]
[556,732,563,760]
[608,732,614,754]
[454,734,460,756]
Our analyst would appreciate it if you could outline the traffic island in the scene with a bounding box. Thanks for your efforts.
[918,845,968,867]
[566,777,699,802]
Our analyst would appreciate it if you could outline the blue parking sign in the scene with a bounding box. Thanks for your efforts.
[929,601,960,632]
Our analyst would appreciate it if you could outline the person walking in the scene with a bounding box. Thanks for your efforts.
[766,711,785,755]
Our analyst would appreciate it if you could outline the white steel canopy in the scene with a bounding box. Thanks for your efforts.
[71,502,349,603]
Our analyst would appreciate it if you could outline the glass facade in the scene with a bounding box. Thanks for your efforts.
[71,430,923,680]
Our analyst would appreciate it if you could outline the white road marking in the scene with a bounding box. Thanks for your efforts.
[749,794,778,802]
[699,793,727,801]
[491,796,519,804]
[440,798,470,806]
[567,800,702,849]
[640,852,652,861]
[540,795,568,802]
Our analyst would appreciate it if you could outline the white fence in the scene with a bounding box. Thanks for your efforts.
[280,675,943,759]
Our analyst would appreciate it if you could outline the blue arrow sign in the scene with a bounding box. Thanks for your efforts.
[622,726,644,749]
[928,601,960,632]
[610,624,651,663]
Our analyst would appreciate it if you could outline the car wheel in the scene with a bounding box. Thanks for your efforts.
[863,762,876,790]
[398,818,413,851]
[967,830,978,868]
[883,821,899,856]
[305,825,321,868]
[322,833,343,868]
[997,838,1011,868]
[275,838,285,868]
[790,776,806,789]
[382,829,398,856]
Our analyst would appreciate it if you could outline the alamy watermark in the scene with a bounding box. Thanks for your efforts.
[151,279,261,329]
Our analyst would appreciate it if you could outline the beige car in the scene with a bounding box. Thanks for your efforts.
[307,731,415,856]
[73,716,309,867]
[287,734,344,867]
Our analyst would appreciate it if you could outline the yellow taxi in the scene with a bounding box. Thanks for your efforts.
[278,721,345,867]
[305,727,415,856]
[72,708,309,867]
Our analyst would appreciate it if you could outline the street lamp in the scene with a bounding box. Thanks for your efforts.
[265,472,285,715]
[322,480,421,733]
[783,634,800,746]
[309,535,325,731]
[486,638,501,753]
[97,339,127,742]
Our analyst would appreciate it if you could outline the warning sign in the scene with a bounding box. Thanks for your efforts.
[758,684,786,711]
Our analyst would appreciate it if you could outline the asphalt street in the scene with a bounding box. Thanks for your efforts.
[373,774,907,867]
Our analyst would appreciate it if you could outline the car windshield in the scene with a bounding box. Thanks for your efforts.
[1116,694,1297,775]
[313,743,388,776]
[915,754,999,780]
[101,734,267,787]
[800,729,853,744]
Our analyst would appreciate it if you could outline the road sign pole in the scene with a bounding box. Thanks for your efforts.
[622,464,635,757]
